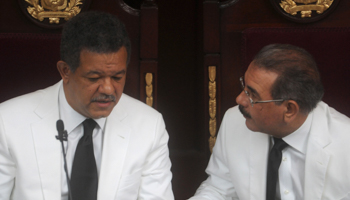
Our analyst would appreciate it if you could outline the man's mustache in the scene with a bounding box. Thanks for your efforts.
[91,94,116,102]
[239,105,251,119]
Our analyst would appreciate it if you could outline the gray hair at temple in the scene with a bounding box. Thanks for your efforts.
[60,11,131,72]
[253,44,324,114]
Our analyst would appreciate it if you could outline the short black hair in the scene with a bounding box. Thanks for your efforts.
[60,11,131,72]
[253,44,324,114]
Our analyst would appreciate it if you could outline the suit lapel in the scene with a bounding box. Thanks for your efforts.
[98,103,130,200]
[249,132,270,200]
[304,140,330,200]
[31,82,62,200]
[304,110,331,200]
[32,113,61,200]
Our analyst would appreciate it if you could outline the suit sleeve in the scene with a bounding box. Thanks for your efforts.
[138,114,174,200]
[0,114,15,200]
[189,111,238,200]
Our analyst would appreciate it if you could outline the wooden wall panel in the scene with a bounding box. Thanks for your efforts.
[157,0,210,198]
[0,33,61,103]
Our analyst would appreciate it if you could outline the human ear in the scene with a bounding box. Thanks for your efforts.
[57,61,71,83]
[283,100,300,123]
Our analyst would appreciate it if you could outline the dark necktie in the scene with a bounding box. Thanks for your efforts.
[266,137,288,200]
[70,119,98,200]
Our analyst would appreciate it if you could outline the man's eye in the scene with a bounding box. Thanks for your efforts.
[88,78,99,82]
[246,90,257,100]
[112,76,122,81]
[250,93,258,100]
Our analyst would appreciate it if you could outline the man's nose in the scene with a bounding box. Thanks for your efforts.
[99,78,114,95]
[236,91,249,108]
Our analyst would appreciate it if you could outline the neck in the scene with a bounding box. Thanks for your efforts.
[278,113,308,138]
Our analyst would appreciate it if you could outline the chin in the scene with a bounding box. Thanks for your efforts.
[92,113,111,119]
[86,110,113,119]
[87,104,116,119]
[245,120,259,132]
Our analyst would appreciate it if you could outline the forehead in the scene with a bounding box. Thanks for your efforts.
[78,47,128,70]
[244,62,279,97]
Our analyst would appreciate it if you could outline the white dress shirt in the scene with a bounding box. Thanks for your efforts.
[274,112,313,200]
[58,85,106,200]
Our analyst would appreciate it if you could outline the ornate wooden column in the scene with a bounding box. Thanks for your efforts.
[140,0,158,108]
[203,0,221,153]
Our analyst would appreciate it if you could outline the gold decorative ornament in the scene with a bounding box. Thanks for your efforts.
[280,0,333,18]
[208,66,217,153]
[24,0,83,24]
[145,73,153,107]
[209,118,217,138]
[209,81,216,99]
[209,99,216,119]
[209,66,216,82]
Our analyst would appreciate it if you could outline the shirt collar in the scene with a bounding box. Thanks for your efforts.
[282,112,313,154]
[58,85,106,134]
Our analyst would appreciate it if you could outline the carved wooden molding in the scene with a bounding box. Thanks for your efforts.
[120,0,140,16]
[142,0,157,7]
[270,0,340,23]
[145,73,153,107]
[219,0,240,8]
[18,0,91,28]
[208,66,217,153]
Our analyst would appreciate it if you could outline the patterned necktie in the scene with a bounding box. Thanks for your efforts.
[70,119,98,200]
[266,137,288,200]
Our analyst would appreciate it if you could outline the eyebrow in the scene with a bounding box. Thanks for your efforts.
[247,85,261,99]
[113,70,126,76]
[86,69,126,76]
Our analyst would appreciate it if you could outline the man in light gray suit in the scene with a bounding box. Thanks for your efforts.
[0,11,174,200]
[190,44,350,200]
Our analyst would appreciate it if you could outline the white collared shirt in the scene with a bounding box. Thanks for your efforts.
[274,112,312,200]
[58,85,106,200]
